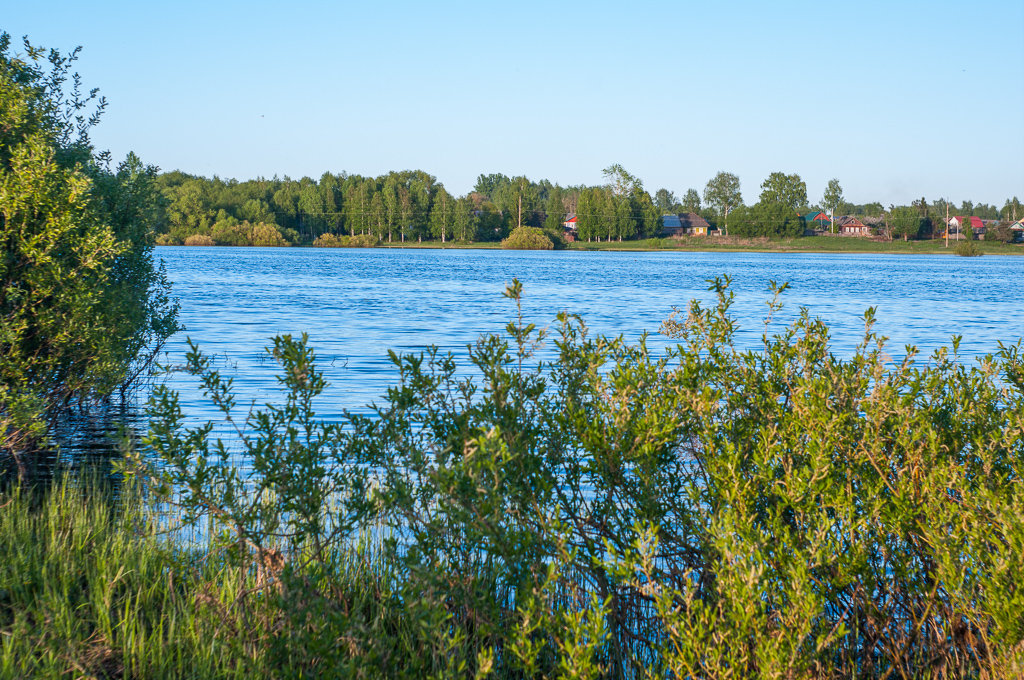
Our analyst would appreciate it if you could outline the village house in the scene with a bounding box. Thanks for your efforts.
[946,216,986,239]
[662,212,712,237]
[1010,218,1024,242]
[563,212,578,241]
[835,215,873,236]
[563,212,577,231]
[801,210,831,234]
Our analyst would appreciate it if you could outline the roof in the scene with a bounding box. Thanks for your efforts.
[803,211,829,222]
[678,212,711,229]
[950,216,985,229]
[564,212,577,223]
[662,214,683,228]
[836,216,867,228]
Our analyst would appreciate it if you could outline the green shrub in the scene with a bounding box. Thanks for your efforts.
[501,226,554,250]
[137,279,1024,677]
[210,219,287,246]
[955,239,983,256]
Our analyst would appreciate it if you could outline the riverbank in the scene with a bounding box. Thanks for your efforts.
[564,235,1024,254]
[237,236,1024,255]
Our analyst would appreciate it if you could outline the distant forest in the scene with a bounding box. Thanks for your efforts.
[152,165,1023,246]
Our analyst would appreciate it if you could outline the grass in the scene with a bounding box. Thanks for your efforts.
[0,478,413,679]
[567,235,1024,254]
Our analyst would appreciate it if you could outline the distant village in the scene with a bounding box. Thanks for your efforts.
[562,212,1024,242]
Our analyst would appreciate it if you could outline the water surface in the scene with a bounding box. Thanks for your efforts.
[155,247,1022,427]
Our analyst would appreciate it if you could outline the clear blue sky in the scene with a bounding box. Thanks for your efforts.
[6,0,1023,207]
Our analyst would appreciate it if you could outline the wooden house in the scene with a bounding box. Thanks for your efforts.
[683,213,712,235]
[835,216,873,236]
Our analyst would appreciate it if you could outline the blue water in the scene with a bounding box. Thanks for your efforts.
[155,246,1022,426]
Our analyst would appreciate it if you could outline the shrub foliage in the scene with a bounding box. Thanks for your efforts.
[134,278,1024,678]
[502,225,555,250]
[0,35,178,470]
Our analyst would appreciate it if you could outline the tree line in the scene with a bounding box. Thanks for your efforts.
[154,166,1021,246]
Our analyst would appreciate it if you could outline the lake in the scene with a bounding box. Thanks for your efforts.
[155,246,1022,429]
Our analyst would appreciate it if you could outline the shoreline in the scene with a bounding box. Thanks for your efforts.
[158,237,1024,256]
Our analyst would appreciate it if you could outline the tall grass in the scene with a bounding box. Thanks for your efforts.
[0,477,428,678]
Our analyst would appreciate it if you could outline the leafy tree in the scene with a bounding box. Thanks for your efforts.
[240,197,273,225]
[428,185,454,242]
[822,178,843,232]
[681,188,701,213]
[575,189,595,241]
[614,195,636,241]
[271,183,301,230]
[759,172,808,211]
[452,196,476,241]
[369,192,386,240]
[638,191,662,239]
[543,190,565,232]
[1,34,179,470]
[863,202,885,217]
[344,179,372,235]
[382,178,399,242]
[730,202,803,238]
[473,172,510,198]
[602,163,642,197]
[1001,197,1021,222]
[703,171,742,235]
[890,206,921,241]
[654,188,677,212]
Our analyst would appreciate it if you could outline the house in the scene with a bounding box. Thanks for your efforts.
[564,212,578,231]
[945,215,986,239]
[1011,219,1024,243]
[663,212,712,237]
[801,210,831,235]
[661,214,684,236]
[835,216,873,236]
[682,213,712,235]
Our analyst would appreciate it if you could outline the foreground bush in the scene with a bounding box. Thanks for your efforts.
[133,279,1024,677]
[0,35,179,473]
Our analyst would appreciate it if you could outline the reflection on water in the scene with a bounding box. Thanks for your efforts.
[1,401,140,491]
